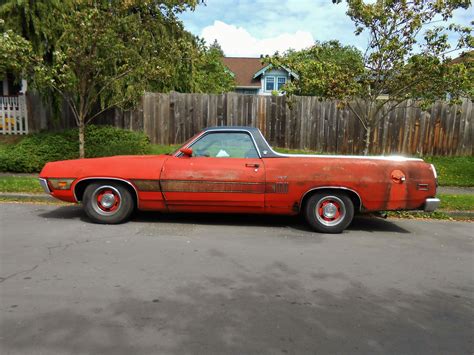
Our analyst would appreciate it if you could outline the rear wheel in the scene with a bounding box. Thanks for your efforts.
[304,192,354,233]
[83,182,134,224]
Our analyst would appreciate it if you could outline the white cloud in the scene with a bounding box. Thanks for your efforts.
[201,20,314,57]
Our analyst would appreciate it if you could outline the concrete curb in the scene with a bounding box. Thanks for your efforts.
[432,210,474,218]
[0,193,55,201]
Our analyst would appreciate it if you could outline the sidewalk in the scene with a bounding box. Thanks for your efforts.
[437,186,474,195]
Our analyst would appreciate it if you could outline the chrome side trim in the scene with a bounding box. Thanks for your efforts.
[39,178,51,194]
[424,198,440,212]
[176,129,262,159]
[270,150,423,161]
[73,177,139,208]
[300,186,363,210]
[256,129,423,161]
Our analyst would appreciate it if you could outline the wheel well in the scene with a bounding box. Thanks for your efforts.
[74,179,138,208]
[300,188,362,213]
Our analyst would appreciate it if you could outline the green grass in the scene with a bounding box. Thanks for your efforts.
[0,176,42,193]
[424,156,474,187]
[148,144,180,155]
[438,194,474,211]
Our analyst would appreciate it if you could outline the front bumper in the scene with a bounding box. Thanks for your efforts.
[424,198,440,212]
[39,178,51,194]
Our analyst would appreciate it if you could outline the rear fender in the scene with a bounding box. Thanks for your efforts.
[300,186,363,212]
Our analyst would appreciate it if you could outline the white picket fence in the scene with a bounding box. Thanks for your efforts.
[0,95,29,134]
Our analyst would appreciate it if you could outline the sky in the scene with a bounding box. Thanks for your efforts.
[179,0,473,57]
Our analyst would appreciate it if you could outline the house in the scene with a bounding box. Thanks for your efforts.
[1,74,29,134]
[222,57,298,95]
[2,73,27,96]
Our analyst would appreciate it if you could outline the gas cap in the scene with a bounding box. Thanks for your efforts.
[391,170,406,184]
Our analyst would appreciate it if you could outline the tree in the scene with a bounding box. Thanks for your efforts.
[0,19,34,77]
[1,0,75,115]
[337,0,473,154]
[264,40,364,98]
[192,39,235,93]
[268,1,473,155]
[2,0,202,158]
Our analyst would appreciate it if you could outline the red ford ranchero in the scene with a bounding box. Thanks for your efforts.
[39,126,440,233]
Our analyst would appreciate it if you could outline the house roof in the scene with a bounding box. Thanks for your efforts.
[451,50,473,64]
[253,64,299,80]
[222,57,267,88]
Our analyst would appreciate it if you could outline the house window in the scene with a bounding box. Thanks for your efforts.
[277,77,286,90]
[265,77,275,91]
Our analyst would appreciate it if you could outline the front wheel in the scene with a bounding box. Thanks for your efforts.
[83,182,134,224]
[304,192,354,233]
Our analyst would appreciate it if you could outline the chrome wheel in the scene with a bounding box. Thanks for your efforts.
[91,185,122,216]
[305,192,354,233]
[83,182,134,224]
[315,196,346,226]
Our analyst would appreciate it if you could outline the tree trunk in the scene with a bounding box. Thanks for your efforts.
[363,125,371,156]
[79,119,85,159]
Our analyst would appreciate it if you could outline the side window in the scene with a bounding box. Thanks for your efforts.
[190,132,259,158]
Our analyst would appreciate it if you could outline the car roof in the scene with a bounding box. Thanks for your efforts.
[203,126,260,134]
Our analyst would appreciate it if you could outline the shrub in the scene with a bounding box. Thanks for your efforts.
[0,125,151,173]
[84,125,150,158]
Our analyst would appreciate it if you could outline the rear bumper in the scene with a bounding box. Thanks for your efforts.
[39,178,51,194]
[424,198,440,212]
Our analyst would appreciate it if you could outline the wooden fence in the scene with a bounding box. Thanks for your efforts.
[132,92,472,156]
[28,92,473,156]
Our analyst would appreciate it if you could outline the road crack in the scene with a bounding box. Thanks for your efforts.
[0,265,39,283]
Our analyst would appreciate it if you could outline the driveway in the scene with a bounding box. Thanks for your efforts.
[0,203,473,355]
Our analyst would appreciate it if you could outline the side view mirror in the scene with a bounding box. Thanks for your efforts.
[179,147,193,157]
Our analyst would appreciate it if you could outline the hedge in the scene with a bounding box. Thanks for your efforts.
[0,125,151,173]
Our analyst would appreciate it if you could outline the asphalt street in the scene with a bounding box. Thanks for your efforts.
[0,203,473,355]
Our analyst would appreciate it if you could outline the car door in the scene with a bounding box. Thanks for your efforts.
[160,131,265,213]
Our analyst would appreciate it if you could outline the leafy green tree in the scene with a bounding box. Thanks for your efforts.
[193,39,235,93]
[1,0,202,158]
[268,1,473,154]
[264,40,364,98]
[1,1,73,114]
[336,0,473,154]
[0,19,34,77]
[0,0,66,64]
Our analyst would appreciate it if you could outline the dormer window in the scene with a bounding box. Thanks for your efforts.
[265,77,275,91]
[277,77,286,90]
[265,76,287,92]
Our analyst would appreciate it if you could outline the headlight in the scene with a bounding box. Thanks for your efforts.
[48,178,75,190]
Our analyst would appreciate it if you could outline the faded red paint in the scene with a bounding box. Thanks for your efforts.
[39,132,437,216]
